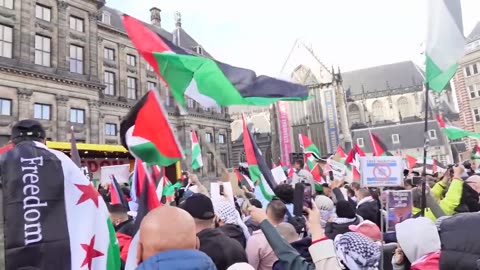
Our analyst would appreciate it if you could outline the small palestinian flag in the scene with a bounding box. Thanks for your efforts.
[369,133,393,156]
[472,145,480,160]
[345,144,365,181]
[190,130,203,170]
[120,90,184,166]
[242,115,276,201]
[406,155,418,169]
[2,141,120,269]
[298,134,323,183]
[335,146,347,164]
[110,175,129,209]
[298,134,321,159]
[133,169,161,233]
[234,168,253,190]
[437,114,480,140]
[122,15,308,108]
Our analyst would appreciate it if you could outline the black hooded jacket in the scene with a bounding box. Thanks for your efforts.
[440,213,480,270]
[324,217,361,240]
[197,228,248,270]
[272,237,313,270]
[218,224,246,248]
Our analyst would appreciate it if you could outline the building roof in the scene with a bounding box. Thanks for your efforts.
[99,6,211,57]
[231,113,271,141]
[467,22,480,43]
[351,120,446,153]
[342,61,424,97]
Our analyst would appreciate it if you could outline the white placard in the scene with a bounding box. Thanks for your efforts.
[210,182,234,204]
[327,159,347,178]
[360,156,404,187]
[271,166,287,184]
[100,164,131,184]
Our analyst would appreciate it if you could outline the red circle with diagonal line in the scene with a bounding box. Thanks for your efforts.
[373,163,391,181]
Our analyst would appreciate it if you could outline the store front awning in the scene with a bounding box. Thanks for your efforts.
[46,141,128,153]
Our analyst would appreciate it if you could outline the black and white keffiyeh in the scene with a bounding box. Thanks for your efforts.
[334,232,380,270]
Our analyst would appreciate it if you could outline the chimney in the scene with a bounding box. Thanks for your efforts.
[174,11,182,28]
[150,7,161,27]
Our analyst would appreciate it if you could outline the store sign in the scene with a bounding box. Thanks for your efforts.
[81,159,130,185]
[277,101,292,166]
[322,89,340,154]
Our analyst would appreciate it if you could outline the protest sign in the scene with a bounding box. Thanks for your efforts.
[271,166,287,184]
[81,158,130,185]
[360,156,403,187]
[327,158,347,178]
[386,190,413,231]
[100,164,130,184]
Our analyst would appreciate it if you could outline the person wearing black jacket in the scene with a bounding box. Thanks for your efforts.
[356,188,381,228]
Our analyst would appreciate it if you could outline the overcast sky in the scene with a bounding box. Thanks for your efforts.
[108,0,480,77]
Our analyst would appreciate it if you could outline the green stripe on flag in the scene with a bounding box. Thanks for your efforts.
[130,142,180,166]
[248,165,262,183]
[106,218,120,270]
[426,56,458,93]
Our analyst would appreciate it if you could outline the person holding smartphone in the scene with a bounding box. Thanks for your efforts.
[291,159,316,196]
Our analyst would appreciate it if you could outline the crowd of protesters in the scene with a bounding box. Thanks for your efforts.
[104,158,480,270]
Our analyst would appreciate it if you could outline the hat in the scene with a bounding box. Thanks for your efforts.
[11,120,46,139]
[180,193,215,220]
[334,232,381,270]
[315,195,334,211]
[335,200,356,219]
[348,220,381,241]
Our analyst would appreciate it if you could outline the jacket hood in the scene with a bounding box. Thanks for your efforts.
[219,224,243,238]
[136,249,216,270]
[396,217,440,263]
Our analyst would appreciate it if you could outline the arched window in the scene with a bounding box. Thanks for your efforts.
[372,100,384,123]
[349,104,362,124]
[397,97,410,118]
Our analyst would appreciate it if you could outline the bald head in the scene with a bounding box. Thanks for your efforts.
[138,206,197,263]
[276,223,299,243]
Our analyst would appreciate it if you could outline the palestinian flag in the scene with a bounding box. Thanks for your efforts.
[191,130,203,170]
[472,145,480,160]
[345,144,365,181]
[110,175,129,209]
[425,0,465,92]
[406,155,418,169]
[155,170,182,204]
[133,169,161,233]
[2,141,120,269]
[120,90,183,166]
[437,114,480,140]
[70,126,82,168]
[122,15,308,108]
[334,146,347,164]
[298,134,321,159]
[242,115,276,201]
[234,168,253,190]
[409,156,446,174]
[369,133,393,156]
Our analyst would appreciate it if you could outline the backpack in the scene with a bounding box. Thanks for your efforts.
[286,210,306,235]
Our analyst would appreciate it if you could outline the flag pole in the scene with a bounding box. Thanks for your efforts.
[421,82,430,217]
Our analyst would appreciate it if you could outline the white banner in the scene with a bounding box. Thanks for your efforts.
[100,164,131,185]
[360,156,404,187]
[327,158,347,178]
[271,166,287,184]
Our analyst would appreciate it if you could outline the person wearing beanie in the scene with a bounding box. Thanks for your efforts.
[393,217,441,270]
[334,232,381,270]
[315,195,336,228]
[325,200,361,240]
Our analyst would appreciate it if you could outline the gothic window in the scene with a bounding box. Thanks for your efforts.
[348,104,361,124]
[372,100,384,123]
[397,97,409,118]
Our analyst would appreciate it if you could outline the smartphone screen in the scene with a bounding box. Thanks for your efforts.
[329,171,334,181]
[303,183,312,208]
[219,184,225,196]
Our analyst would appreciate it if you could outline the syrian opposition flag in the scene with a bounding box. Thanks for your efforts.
[122,15,308,108]
[190,130,203,170]
[2,141,120,269]
[242,115,276,201]
[345,144,365,181]
[425,0,465,93]
[437,114,480,140]
[120,90,183,166]
[472,145,480,160]
[369,133,393,156]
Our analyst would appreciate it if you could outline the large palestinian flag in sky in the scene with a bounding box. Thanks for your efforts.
[120,90,183,166]
[122,15,308,108]
[2,141,119,270]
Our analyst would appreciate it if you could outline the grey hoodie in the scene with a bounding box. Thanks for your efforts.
[392,217,441,269]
